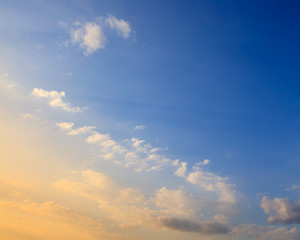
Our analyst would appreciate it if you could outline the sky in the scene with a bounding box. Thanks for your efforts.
[1,0,300,239]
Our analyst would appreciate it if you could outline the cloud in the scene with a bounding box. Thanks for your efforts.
[32,88,81,113]
[261,196,300,224]
[233,224,299,240]
[56,122,74,130]
[187,162,236,204]
[71,21,107,56]
[156,216,230,234]
[20,113,37,120]
[153,187,198,218]
[286,184,300,192]
[58,21,68,29]
[134,125,145,130]
[54,169,149,227]
[67,14,131,56]
[106,14,131,39]
[67,126,96,135]
[174,161,187,177]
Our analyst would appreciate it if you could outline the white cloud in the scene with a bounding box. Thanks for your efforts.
[261,196,300,224]
[187,162,236,204]
[153,187,198,218]
[134,125,145,130]
[106,14,131,39]
[56,122,74,130]
[67,126,96,136]
[32,88,81,113]
[174,161,187,178]
[86,132,110,144]
[71,21,106,56]
[64,14,132,56]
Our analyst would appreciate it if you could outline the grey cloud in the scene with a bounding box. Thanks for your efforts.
[261,196,300,224]
[157,216,231,234]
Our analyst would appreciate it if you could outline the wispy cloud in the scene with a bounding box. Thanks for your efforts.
[286,184,300,192]
[32,88,81,113]
[105,14,131,39]
[155,216,230,234]
[134,125,145,130]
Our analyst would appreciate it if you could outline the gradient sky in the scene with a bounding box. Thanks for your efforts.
[1,0,300,239]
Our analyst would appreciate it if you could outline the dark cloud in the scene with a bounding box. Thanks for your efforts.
[261,196,300,224]
[157,216,231,234]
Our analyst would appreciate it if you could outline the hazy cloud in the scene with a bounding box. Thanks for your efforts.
[286,184,300,192]
[233,224,299,240]
[106,14,131,39]
[134,125,145,130]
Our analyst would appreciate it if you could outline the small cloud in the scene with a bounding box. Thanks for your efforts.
[174,162,187,178]
[20,113,37,120]
[32,88,82,113]
[203,159,210,165]
[56,122,74,130]
[106,14,131,39]
[71,21,107,56]
[68,126,96,135]
[134,125,145,130]
[62,14,132,56]
[286,184,300,192]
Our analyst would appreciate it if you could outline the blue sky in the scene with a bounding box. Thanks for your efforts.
[1,1,300,239]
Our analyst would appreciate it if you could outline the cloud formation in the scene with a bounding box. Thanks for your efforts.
[261,196,300,224]
[106,14,131,39]
[186,161,236,204]
[68,14,131,56]
[71,21,106,56]
[32,88,81,113]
